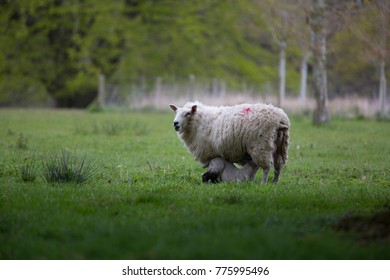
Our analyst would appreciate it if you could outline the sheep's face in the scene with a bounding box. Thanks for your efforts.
[170,104,197,132]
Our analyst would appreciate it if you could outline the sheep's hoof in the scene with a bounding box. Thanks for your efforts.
[202,172,219,184]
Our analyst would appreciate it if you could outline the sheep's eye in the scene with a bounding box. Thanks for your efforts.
[185,112,191,117]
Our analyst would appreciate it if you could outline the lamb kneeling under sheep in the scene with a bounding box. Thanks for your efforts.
[202,157,259,183]
[170,101,290,184]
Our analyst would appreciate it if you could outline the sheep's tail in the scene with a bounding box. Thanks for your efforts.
[275,120,290,166]
[271,120,290,183]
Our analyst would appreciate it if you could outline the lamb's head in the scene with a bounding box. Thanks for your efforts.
[169,104,197,132]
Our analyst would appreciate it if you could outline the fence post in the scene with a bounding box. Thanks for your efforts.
[220,79,226,98]
[242,81,248,96]
[189,74,195,101]
[211,78,218,96]
[155,76,162,101]
[265,81,271,97]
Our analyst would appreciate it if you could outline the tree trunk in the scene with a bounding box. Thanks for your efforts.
[278,41,286,107]
[379,59,387,116]
[299,52,309,102]
[310,0,330,124]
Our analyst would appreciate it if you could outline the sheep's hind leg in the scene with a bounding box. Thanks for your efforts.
[272,153,284,183]
[272,166,281,184]
[260,167,270,184]
[249,147,272,184]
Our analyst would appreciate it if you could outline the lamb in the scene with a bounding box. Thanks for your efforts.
[202,157,259,183]
[169,101,290,184]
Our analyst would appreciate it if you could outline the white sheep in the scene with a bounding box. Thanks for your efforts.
[202,157,259,183]
[170,101,290,183]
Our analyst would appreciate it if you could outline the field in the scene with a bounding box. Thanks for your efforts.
[0,108,390,259]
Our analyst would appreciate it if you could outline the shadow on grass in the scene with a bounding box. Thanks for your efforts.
[332,205,390,243]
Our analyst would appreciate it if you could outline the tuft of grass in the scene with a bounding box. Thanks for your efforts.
[16,133,28,149]
[75,119,149,136]
[91,120,125,136]
[19,154,39,183]
[42,149,98,184]
[130,121,149,136]
[100,120,125,136]
[7,128,15,136]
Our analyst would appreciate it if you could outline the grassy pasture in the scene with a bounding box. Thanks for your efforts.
[0,109,389,259]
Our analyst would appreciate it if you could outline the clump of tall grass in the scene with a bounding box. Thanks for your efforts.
[42,149,98,184]
[130,121,149,136]
[92,120,125,136]
[101,121,125,135]
[16,133,28,149]
[19,154,39,182]
[75,120,149,136]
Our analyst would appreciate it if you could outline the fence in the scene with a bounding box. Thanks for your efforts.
[98,75,278,107]
[97,75,388,118]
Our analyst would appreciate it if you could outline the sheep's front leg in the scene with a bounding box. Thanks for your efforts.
[260,167,270,184]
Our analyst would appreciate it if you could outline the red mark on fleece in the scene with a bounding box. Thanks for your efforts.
[242,107,252,116]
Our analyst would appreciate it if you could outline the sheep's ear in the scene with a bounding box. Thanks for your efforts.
[170,104,177,112]
[191,105,197,113]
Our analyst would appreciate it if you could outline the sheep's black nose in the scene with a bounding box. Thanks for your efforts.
[173,121,180,131]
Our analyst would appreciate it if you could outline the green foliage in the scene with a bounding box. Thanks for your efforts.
[0,76,48,106]
[1,1,389,106]
[0,110,390,259]
[329,1,390,97]
[0,0,282,106]
[330,22,376,96]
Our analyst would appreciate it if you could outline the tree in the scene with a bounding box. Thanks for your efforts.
[0,0,127,107]
[259,0,290,107]
[310,0,330,124]
[0,0,285,107]
[289,0,312,102]
[258,0,314,105]
[0,0,51,106]
[350,0,389,116]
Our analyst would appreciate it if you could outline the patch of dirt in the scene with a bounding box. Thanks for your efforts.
[332,207,390,243]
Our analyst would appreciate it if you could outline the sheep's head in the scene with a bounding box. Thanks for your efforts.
[169,104,197,132]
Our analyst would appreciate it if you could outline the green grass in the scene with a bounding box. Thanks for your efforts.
[0,109,389,259]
